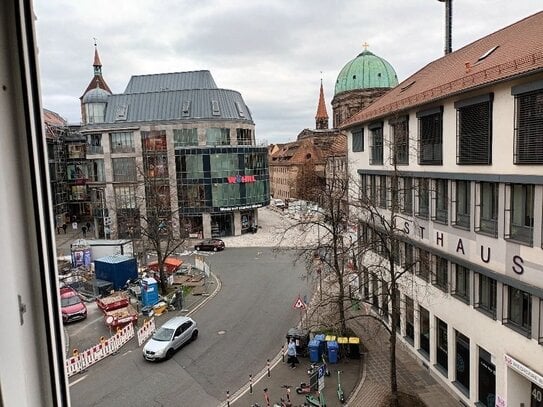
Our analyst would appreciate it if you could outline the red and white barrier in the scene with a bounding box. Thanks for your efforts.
[65,323,135,377]
[136,318,156,346]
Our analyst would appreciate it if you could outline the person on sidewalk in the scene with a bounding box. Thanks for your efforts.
[287,339,299,369]
[62,223,67,234]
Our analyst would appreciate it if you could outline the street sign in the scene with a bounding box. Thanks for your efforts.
[318,365,325,391]
[292,296,307,310]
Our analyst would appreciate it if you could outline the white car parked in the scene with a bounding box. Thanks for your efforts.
[143,316,198,361]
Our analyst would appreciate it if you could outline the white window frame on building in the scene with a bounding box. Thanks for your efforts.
[504,183,534,246]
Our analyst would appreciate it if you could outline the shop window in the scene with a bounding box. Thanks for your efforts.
[453,264,470,304]
[478,347,496,407]
[455,95,493,165]
[475,182,498,237]
[405,296,414,344]
[505,183,534,245]
[513,86,543,164]
[436,318,448,373]
[417,108,443,165]
[504,286,532,336]
[419,306,430,357]
[454,331,470,394]
[474,274,497,319]
[453,180,471,229]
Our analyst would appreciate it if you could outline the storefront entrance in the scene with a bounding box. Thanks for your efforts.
[533,383,543,407]
[211,213,233,237]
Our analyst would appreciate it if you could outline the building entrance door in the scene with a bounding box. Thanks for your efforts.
[211,213,233,237]
[532,383,543,407]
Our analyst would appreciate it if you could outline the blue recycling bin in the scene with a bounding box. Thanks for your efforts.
[327,341,339,364]
[314,333,326,355]
[308,339,321,363]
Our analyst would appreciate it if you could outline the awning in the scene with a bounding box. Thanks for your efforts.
[147,257,183,274]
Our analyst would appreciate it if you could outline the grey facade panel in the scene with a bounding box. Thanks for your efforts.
[123,70,217,93]
[103,89,253,123]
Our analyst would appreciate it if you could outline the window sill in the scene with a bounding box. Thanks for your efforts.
[433,218,448,225]
[434,363,448,378]
[417,348,430,360]
[452,223,470,231]
[452,293,470,305]
[475,229,498,239]
[415,214,429,221]
[432,283,448,293]
[503,321,532,338]
[452,381,470,398]
[403,336,414,346]
[474,305,496,320]
[504,237,533,248]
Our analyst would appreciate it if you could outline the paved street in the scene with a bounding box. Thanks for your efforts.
[58,207,461,406]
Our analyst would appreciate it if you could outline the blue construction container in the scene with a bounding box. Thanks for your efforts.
[308,339,321,363]
[94,254,137,290]
[327,341,339,364]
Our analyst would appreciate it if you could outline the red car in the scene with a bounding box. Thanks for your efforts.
[60,287,87,323]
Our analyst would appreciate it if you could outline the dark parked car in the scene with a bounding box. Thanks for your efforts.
[194,238,225,252]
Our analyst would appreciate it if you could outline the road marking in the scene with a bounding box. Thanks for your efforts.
[69,374,87,387]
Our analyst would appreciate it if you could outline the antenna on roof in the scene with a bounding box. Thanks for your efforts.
[93,37,97,47]
[437,0,452,55]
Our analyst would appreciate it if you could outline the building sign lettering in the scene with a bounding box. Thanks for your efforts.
[400,221,526,275]
[219,203,262,212]
[227,175,256,184]
[504,354,543,387]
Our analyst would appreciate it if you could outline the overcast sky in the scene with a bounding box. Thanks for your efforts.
[34,1,541,145]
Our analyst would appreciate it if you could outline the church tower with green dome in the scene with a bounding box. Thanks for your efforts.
[331,46,398,128]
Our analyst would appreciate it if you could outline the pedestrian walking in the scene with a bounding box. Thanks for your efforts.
[82,226,87,238]
[62,223,67,234]
[287,339,299,369]
[86,221,91,232]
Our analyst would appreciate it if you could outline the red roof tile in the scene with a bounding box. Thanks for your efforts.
[342,11,543,128]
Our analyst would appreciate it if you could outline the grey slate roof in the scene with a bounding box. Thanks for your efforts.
[103,88,253,123]
[124,70,217,94]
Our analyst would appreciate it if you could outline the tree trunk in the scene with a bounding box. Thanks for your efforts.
[389,283,399,407]
[156,246,168,294]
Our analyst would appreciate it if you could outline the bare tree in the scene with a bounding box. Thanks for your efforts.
[114,136,189,295]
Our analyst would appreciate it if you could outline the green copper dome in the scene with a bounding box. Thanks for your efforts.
[335,50,398,95]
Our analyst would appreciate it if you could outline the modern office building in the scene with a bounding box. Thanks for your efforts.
[343,12,543,407]
[79,48,269,240]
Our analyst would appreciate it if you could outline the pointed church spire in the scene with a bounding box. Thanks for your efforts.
[81,40,112,97]
[93,39,102,75]
[315,78,329,130]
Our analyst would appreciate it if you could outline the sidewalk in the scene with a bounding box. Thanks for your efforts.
[346,309,461,407]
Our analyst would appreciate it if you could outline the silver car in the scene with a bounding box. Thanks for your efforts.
[142,316,198,361]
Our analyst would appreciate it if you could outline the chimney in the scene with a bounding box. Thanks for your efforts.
[438,0,453,55]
